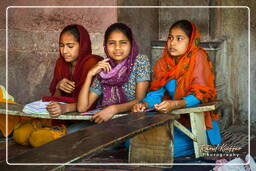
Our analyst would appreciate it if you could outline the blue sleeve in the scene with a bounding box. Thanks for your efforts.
[164,79,176,99]
[181,94,200,107]
[141,87,166,108]
[164,80,200,107]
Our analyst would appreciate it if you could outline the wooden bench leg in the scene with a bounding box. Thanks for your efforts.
[189,112,208,158]
[129,121,174,167]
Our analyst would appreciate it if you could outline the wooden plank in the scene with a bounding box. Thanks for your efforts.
[129,121,174,167]
[173,120,197,142]
[0,103,126,120]
[0,102,219,120]
[0,103,24,112]
[170,102,217,115]
[2,110,126,120]
[0,112,179,171]
[189,112,208,158]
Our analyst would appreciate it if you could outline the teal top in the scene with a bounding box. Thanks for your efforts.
[90,54,151,101]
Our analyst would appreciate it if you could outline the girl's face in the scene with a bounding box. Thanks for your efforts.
[167,27,190,58]
[106,30,131,64]
[59,32,80,66]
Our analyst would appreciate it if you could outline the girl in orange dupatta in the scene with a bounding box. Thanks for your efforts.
[132,20,221,157]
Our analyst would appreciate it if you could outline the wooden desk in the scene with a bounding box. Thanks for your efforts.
[0,112,179,171]
[0,102,218,165]
[0,103,126,120]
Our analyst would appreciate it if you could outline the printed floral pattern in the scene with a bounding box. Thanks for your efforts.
[90,54,151,101]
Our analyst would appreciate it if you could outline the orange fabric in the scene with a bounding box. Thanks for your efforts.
[0,115,21,137]
[13,119,54,146]
[0,89,19,136]
[150,22,218,129]
[0,99,53,137]
[13,119,42,145]
[0,90,15,104]
[0,113,53,137]
[0,99,16,104]
[29,124,67,147]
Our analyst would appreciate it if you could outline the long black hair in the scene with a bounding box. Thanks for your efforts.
[104,23,133,43]
[170,20,193,39]
[60,25,80,42]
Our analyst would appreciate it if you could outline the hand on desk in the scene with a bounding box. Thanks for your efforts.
[131,102,148,112]
[154,100,177,113]
[92,105,117,124]
[132,100,186,113]
[154,100,186,113]
[46,102,65,118]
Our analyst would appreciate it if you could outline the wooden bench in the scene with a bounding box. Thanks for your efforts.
[170,102,219,158]
[130,102,219,160]
[0,102,218,170]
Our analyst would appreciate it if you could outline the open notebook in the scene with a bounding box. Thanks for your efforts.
[23,100,103,116]
[22,100,66,115]
[22,100,149,117]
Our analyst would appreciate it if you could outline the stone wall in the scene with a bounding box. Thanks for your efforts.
[159,0,210,41]
[117,0,159,58]
[1,0,117,104]
[210,0,255,126]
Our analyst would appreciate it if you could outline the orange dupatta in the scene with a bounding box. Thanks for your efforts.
[150,22,218,129]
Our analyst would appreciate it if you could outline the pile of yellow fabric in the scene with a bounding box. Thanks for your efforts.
[29,124,67,147]
[0,85,29,137]
[0,85,67,147]
[13,119,66,147]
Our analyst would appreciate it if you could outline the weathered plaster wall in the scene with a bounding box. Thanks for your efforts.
[117,0,159,58]
[210,0,255,126]
[159,0,210,41]
[0,0,117,104]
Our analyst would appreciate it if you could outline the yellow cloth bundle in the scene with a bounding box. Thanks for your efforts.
[13,119,64,147]
[0,85,66,147]
[13,119,42,146]
[29,125,67,147]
